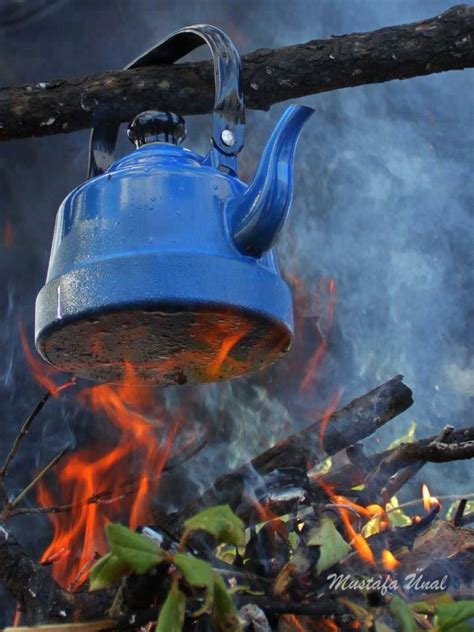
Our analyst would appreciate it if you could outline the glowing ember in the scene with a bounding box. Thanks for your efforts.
[422,483,439,511]
[381,549,400,571]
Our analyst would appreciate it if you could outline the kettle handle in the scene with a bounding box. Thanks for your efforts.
[88,24,245,178]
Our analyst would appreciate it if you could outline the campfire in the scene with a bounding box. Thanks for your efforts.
[1,272,472,631]
[0,6,473,632]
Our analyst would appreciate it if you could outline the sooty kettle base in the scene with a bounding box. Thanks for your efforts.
[37,306,292,386]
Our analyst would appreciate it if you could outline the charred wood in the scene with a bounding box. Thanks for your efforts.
[0,523,72,625]
[159,376,413,533]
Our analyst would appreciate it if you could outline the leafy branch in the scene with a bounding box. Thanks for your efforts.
[89,505,246,632]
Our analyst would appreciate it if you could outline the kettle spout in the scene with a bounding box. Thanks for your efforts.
[227,105,314,258]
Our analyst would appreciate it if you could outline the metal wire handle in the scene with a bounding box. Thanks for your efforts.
[88,24,246,178]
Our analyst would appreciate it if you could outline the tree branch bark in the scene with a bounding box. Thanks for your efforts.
[0,4,473,141]
[323,425,474,494]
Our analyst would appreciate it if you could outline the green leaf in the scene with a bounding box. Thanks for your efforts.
[446,499,474,521]
[437,624,472,632]
[184,505,245,546]
[389,595,419,632]
[387,420,416,449]
[174,553,214,614]
[411,593,454,615]
[106,523,163,574]
[155,583,186,632]
[306,515,351,574]
[89,552,131,590]
[386,496,412,527]
[212,572,242,632]
[435,601,474,631]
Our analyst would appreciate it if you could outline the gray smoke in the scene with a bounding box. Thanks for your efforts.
[0,0,472,622]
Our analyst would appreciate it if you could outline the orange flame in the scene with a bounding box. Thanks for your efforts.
[382,549,400,571]
[314,478,376,566]
[318,388,343,449]
[207,322,252,379]
[250,495,288,538]
[19,323,68,395]
[38,365,180,589]
[422,483,439,512]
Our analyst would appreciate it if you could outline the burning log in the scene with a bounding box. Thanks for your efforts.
[0,5,473,141]
[1,374,473,629]
[159,375,413,532]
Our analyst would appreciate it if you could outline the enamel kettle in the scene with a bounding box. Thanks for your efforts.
[35,25,314,386]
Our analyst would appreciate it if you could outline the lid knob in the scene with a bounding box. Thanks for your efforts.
[127,110,187,148]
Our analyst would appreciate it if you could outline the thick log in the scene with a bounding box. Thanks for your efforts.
[159,375,413,532]
[0,5,473,141]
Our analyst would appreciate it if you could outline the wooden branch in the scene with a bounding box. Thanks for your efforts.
[323,425,474,497]
[0,390,52,506]
[8,447,68,512]
[399,435,474,462]
[364,424,455,501]
[0,5,473,141]
[159,375,413,532]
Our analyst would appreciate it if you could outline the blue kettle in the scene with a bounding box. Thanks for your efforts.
[35,25,314,386]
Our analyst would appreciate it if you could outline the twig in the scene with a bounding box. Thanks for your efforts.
[9,480,140,517]
[323,426,474,499]
[386,492,474,514]
[0,390,52,505]
[0,378,75,511]
[68,553,101,593]
[163,436,207,473]
[7,432,205,519]
[113,597,348,628]
[10,440,207,518]
[453,499,468,527]
[373,426,455,502]
[8,447,68,511]
[0,5,473,141]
